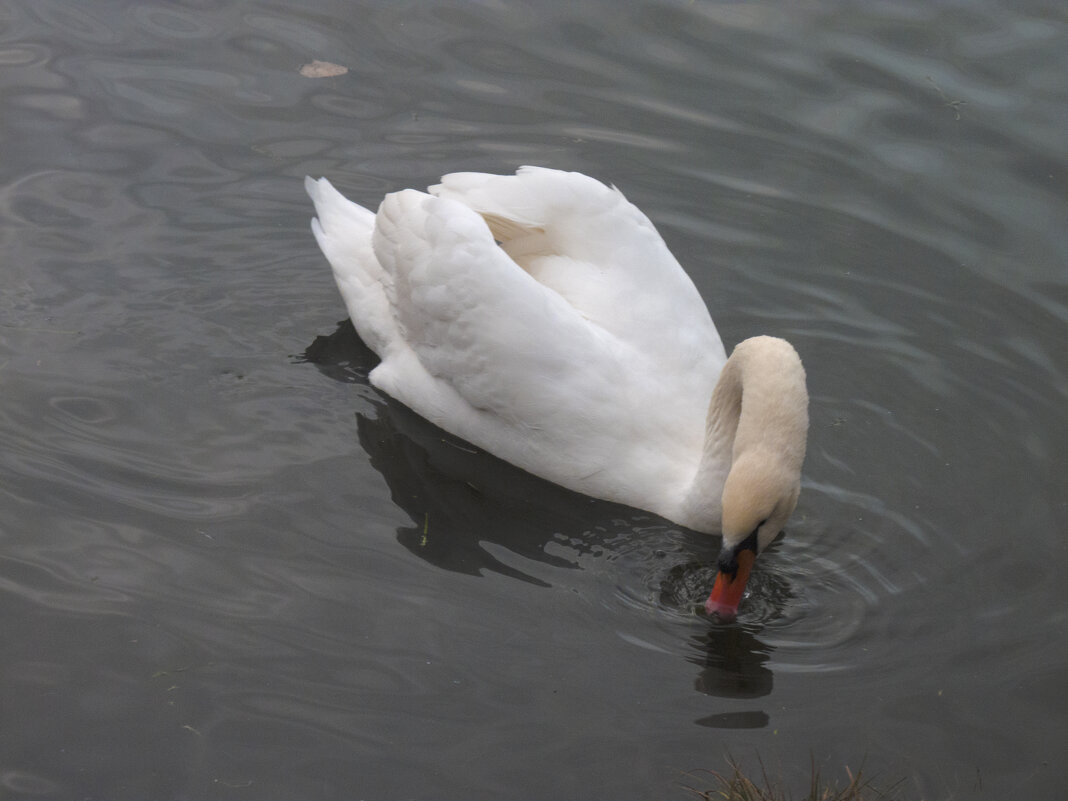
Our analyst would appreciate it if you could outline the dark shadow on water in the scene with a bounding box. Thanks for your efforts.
[691,626,775,698]
[689,619,776,729]
[301,319,376,383]
[302,321,638,585]
[357,399,605,586]
[694,711,770,729]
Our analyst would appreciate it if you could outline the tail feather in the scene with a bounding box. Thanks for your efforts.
[305,176,375,251]
[305,176,397,357]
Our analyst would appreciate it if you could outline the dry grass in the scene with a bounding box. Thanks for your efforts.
[681,756,904,801]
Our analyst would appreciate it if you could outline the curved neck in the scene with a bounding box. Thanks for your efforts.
[678,336,808,532]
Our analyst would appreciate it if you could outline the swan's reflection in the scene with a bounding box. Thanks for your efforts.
[356,397,619,585]
[304,321,632,584]
[304,322,781,715]
[691,625,775,699]
[682,565,788,727]
[681,618,776,729]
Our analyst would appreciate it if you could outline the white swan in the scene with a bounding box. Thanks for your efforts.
[305,167,808,617]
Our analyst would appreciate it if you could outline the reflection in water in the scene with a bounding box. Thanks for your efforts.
[695,710,770,730]
[690,626,775,701]
[358,406,571,586]
[304,321,633,585]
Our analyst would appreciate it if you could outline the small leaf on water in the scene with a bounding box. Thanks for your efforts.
[300,60,348,78]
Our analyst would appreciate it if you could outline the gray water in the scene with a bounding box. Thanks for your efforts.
[1,1,1065,799]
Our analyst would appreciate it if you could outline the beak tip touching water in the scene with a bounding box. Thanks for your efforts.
[704,594,739,620]
[704,548,756,620]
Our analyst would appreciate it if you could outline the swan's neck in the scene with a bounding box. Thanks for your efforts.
[678,336,808,534]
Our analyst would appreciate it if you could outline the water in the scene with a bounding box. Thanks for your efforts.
[1,1,1065,799]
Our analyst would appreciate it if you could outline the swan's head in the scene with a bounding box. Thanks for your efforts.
[705,451,800,619]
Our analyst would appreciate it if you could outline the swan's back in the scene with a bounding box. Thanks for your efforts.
[306,167,727,515]
[431,168,724,384]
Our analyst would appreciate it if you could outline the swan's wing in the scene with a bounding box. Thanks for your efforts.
[371,189,625,425]
[369,188,707,499]
[305,176,399,358]
[430,167,726,375]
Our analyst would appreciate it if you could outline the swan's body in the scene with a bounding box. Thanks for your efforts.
[306,167,808,616]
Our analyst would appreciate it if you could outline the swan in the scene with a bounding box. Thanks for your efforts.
[305,167,808,618]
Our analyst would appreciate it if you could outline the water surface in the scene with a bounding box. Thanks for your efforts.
[1,1,1065,799]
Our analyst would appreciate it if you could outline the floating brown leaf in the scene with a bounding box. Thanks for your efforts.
[300,60,348,78]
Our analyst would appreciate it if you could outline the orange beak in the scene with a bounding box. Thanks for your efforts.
[704,548,755,619]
